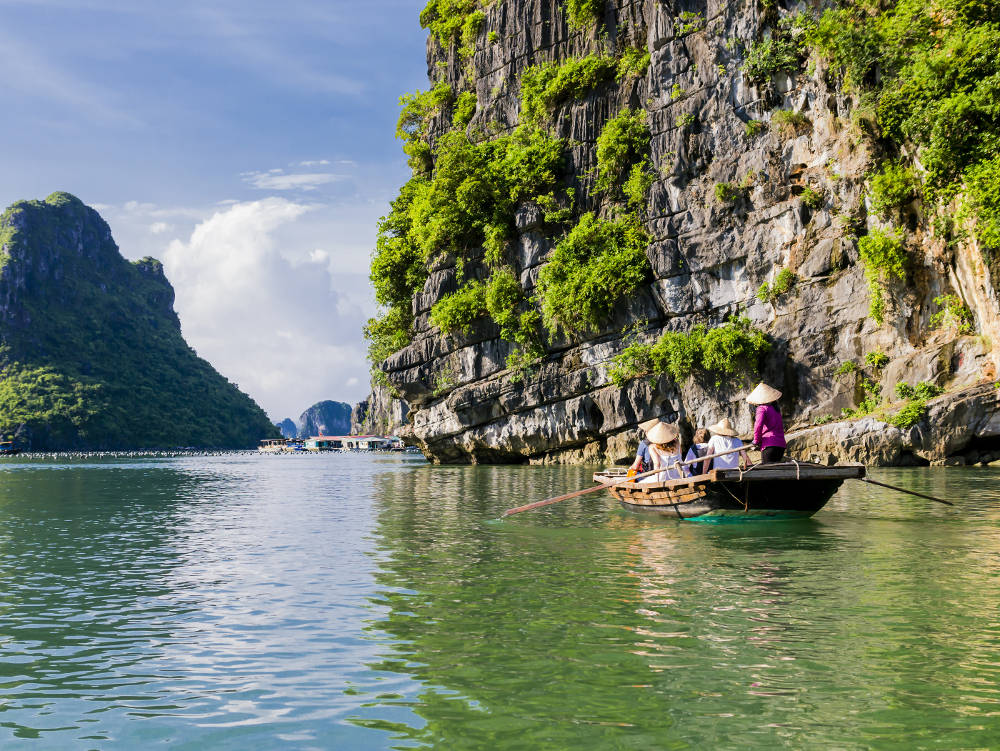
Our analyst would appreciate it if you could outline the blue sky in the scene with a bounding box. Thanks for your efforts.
[0,0,429,421]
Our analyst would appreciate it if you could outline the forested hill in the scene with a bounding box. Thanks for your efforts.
[0,192,277,450]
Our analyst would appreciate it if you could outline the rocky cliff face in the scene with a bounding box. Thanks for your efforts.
[368,0,1000,465]
[351,392,410,437]
[0,192,278,450]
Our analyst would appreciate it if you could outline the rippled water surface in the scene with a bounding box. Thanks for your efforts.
[1,454,999,749]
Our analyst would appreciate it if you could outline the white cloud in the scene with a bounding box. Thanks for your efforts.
[297,159,330,167]
[162,198,372,419]
[149,221,171,234]
[242,170,344,191]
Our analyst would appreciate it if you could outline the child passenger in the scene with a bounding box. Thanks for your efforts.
[684,428,710,472]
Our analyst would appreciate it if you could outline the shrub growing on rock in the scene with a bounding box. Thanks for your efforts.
[452,91,477,128]
[800,185,824,209]
[715,182,743,203]
[608,317,770,386]
[617,46,650,79]
[538,212,650,334]
[864,350,889,371]
[594,109,651,195]
[420,0,480,45]
[742,37,801,83]
[520,55,617,123]
[869,161,919,217]
[962,155,1000,252]
[430,280,487,335]
[771,109,811,139]
[758,268,797,303]
[930,294,975,335]
[857,228,906,324]
[564,0,604,29]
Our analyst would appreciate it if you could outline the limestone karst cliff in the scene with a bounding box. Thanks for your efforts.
[0,192,278,450]
[364,0,1000,465]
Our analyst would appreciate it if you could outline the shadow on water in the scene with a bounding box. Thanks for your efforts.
[354,463,1000,750]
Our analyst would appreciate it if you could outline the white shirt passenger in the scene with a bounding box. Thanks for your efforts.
[705,435,744,469]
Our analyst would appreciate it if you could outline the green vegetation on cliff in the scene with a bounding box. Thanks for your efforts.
[520,55,618,124]
[369,124,567,369]
[609,318,770,387]
[0,193,277,450]
[594,109,650,196]
[805,0,1000,256]
[857,228,907,325]
[368,5,657,387]
[419,0,481,45]
[538,213,649,335]
[564,0,604,29]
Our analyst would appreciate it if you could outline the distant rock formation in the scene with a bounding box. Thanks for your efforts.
[276,418,297,439]
[296,400,352,437]
[0,192,278,450]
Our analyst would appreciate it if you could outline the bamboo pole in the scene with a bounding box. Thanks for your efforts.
[854,476,954,506]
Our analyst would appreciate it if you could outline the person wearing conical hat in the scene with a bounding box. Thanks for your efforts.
[747,382,786,464]
[628,417,664,475]
[640,420,686,483]
[702,417,748,474]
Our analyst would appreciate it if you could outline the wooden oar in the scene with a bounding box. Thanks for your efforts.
[854,476,954,506]
[502,444,748,517]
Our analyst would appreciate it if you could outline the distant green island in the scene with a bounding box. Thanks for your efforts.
[0,192,277,450]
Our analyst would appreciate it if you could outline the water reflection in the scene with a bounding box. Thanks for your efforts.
[0,462,201,741]
[0,454,412,748]
[360,464,1000,749]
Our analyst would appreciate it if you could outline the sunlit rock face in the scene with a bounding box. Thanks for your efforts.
[368,0,1000,465]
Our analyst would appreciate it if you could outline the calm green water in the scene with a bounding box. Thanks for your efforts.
[0,454,998,749]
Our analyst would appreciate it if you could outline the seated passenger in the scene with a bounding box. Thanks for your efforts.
[702,418,749,474]
[628,417,661,475]
[683,428,711,473]
[641,422,686,483]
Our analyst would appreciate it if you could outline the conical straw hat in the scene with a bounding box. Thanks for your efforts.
[645,421,679,445]
[639,417,666,432]
[707,417,738,436]
[747,382,782,405]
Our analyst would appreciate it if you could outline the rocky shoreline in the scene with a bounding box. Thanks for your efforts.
[787,381,1000,467]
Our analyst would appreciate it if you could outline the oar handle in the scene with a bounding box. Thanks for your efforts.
[856,476,954,506]
[501,464,666,517]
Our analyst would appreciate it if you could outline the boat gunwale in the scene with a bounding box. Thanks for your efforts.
[593,461,865,492]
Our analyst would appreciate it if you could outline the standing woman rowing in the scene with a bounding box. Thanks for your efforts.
[747,382,786,463]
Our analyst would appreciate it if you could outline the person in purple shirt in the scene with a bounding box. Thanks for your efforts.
[747,382,786,463]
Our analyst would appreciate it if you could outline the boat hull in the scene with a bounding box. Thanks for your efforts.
[595,463,864,521]
[617,479,844,520]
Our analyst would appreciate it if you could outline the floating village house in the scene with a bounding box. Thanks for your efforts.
[304,435,397,451]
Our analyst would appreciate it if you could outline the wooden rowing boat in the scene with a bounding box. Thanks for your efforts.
[593,462,866,521]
